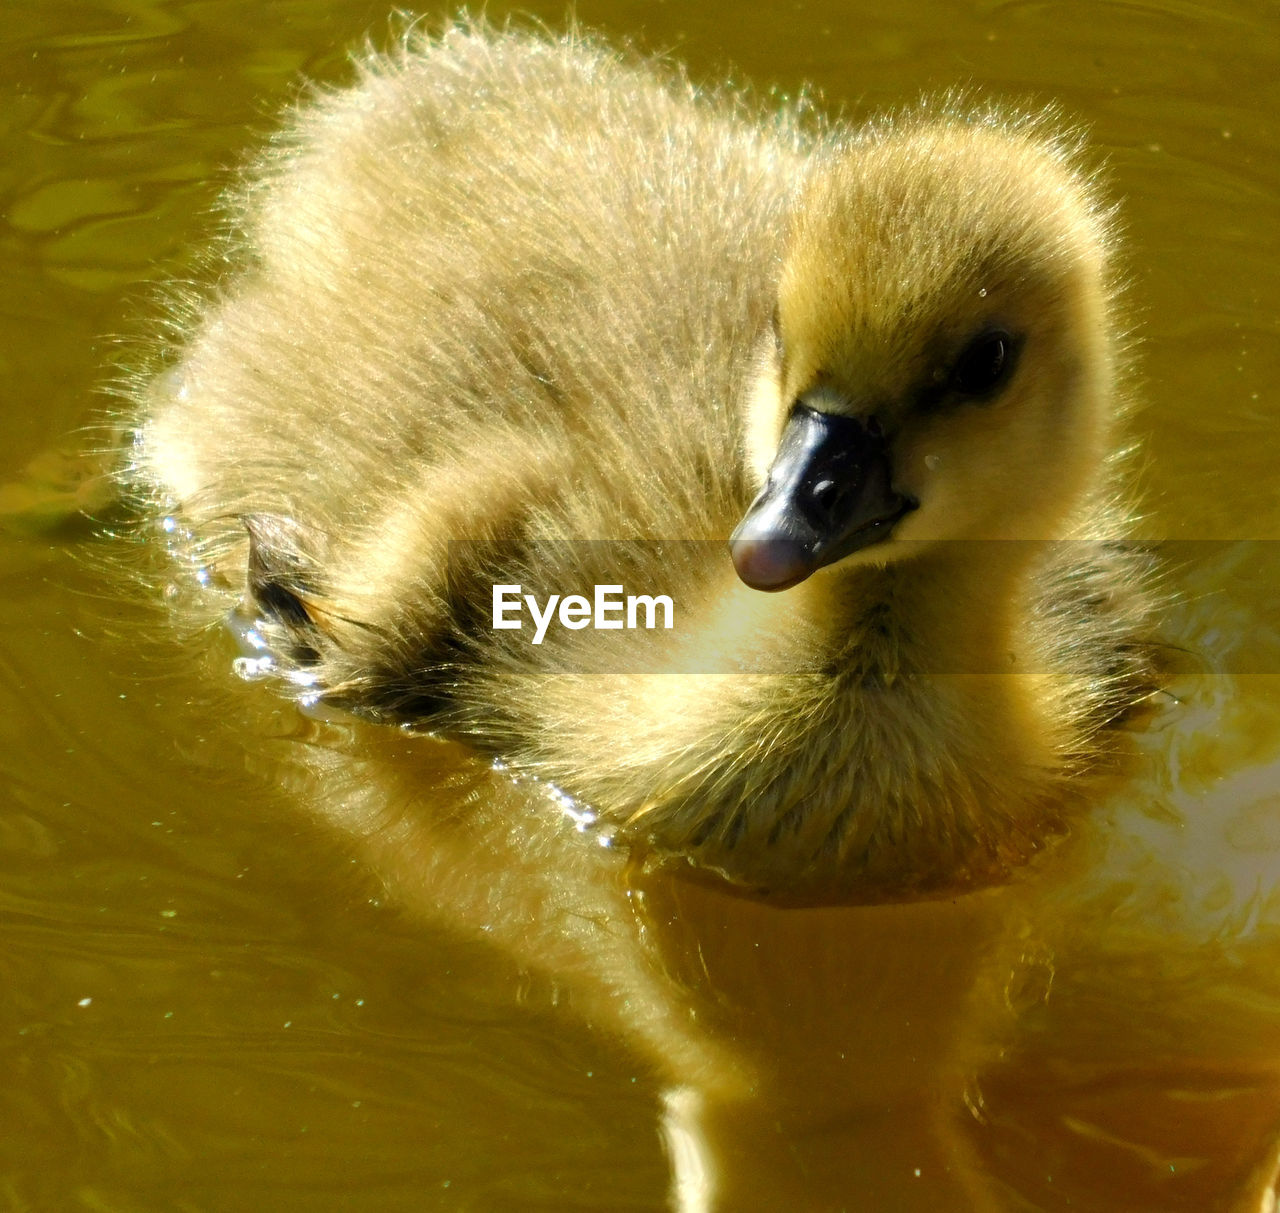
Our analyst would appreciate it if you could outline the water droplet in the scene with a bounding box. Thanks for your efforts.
[1005,948,1055,1014]
[232,655,275,681]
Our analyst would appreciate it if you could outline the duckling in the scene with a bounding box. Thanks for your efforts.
[130,21,1155,900]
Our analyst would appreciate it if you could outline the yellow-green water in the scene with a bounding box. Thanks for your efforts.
[2,1,1280,1209]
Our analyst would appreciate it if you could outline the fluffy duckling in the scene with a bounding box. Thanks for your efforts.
[131,22,1155,899]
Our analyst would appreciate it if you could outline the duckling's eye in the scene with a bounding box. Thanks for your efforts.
[951,329,1018,400]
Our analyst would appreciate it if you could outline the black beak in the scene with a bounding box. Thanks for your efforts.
[730,404,916,591]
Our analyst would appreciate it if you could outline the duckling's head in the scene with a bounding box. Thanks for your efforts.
[733,110,1120,590]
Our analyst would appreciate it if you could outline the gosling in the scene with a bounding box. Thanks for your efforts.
[129,22,1156,900]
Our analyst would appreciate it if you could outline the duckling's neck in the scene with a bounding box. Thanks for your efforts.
[809,545,1016,666]
[804,538,1067,764]
[617,538,1078,897]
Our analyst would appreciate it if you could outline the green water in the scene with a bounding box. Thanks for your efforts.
[2,1,1280,1210]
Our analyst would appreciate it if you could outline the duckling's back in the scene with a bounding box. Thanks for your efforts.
[139,25,805,610]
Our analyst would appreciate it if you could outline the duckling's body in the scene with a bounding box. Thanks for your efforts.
[134,23,1154,898]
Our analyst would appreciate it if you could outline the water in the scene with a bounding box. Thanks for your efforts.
[2,1,1279,1209]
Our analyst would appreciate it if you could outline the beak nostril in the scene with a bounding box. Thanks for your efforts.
[811,478,838,509]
